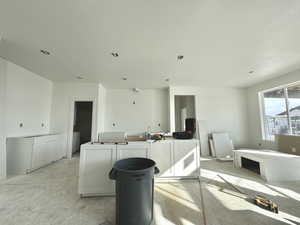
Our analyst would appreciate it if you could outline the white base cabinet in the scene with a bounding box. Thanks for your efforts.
[79,140,200,197]
[79,142,150,196]
[6,134,64,176]
[173,140,199,177]
[149,141,173,177]
[79,144,116,196]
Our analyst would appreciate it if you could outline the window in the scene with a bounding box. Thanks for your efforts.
[287,85,300,135]
[261,83,300,140]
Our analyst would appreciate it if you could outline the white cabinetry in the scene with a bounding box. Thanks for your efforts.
[173,140,199,177]
[78,139,200,197]
[6,134,64,175]
[31,144,44,170]
[117,142,149,160]
[79,144,116,196]
[149,141,173,177]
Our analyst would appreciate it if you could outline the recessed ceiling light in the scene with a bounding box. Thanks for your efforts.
[111,52,119,57]
[177,55,184,60]
[122,76,127,81]
[40,49,50,55]
[76,76,84,80]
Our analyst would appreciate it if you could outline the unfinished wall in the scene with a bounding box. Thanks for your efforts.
[105,89,169,135]
[169,86,249,155]
[247,69,300,150]
[97,84,106,134]
[0,58,53,178]
[50,82,99,155]
[5,61,53,137]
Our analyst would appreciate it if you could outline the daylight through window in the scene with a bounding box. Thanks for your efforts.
[261,83,300,140]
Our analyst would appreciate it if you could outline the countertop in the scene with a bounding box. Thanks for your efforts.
[84,138,199,146]
[7,133,61,139]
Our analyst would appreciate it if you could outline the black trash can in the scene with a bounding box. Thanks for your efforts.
[109,158,159,225]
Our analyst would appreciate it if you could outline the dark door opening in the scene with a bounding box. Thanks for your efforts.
[72,101,93,156]
[241,157,260,175]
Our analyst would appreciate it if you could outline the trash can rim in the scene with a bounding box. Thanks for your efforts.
[113,157,156,173]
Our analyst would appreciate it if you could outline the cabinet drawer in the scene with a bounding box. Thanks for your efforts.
[117,143,150,160]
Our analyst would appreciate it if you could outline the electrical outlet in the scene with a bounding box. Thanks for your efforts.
[291,147,296,153]
[19,123,23,128]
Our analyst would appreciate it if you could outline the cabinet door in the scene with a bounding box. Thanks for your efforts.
[117,144,149,160]
[41,143,50,166]
[48,138,62,162]
[31,144,44,170]
[79,146,116,195]
[56,136,65,159]
[149,142,173,177]
[46,140,59,164]
[173,141,199,177]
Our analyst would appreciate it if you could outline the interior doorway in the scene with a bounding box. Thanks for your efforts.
[174,95,196,132]
[72,101,93,156]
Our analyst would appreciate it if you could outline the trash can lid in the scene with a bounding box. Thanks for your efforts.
[113,157,156,173]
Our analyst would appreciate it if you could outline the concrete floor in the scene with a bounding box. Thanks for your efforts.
[200,158,300,225]
[0,157,299,225]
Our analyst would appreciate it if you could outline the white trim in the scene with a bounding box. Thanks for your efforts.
[260,80,300,94]
[0,58,7,179]
[169,91,198,133]
[284,88,292,134]
[67,97,97,159]
[258,92,267,141]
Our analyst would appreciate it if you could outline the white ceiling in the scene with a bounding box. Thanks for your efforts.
[1,0,300,88]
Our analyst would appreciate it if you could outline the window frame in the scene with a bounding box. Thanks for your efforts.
[259,81,300,141]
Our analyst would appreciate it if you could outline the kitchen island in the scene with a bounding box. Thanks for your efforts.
[78,139,200,197]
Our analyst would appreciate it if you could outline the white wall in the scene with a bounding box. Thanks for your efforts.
[247,69,300,150]
[0,58,53,178]
[97,84,106,134]
[5,61,53,137]
[0,58,7,178]
[50,82,100,156]
[104,89,169,135]
[169,86,249,155]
